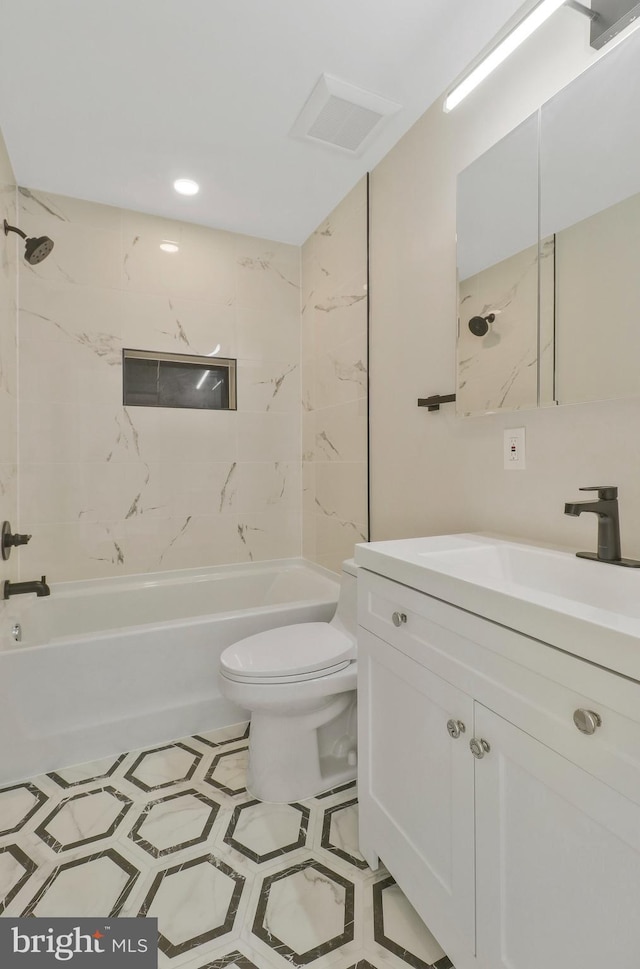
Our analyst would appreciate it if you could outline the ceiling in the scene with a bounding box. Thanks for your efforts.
[0,0,525,244]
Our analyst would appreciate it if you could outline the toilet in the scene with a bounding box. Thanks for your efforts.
[218,560,358,802]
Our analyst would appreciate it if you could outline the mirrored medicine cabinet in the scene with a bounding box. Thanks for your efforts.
[456,25,640,417]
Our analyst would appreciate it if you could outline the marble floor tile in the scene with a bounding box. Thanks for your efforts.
[21,848,140,917]
[319,798,368,871]
[204,747,249,798]
[35,786,134,853]
[0,844,37,914]
[129,789,221,858]
[178,938,283,969]
[373,878,447,967]
[253,859,354,962]
[139,854,245,959]
[0,723,454,969]
[224,800,309,864]
[47,753,128,789]
[195,724,251,749]
[125,742,204,793]
[0,782,49,837]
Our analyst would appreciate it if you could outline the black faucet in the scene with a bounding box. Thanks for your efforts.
[3,575,51,599]
[564,486,640,567]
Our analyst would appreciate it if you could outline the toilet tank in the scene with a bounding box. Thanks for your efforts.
[330,559,358,640]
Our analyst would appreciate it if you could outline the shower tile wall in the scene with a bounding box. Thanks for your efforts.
[0,131,18,596]
[17,190,302,581]
[456,238,555,416]
[301,179,368,573]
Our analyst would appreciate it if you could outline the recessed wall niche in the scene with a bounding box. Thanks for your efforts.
[123,349,237,411]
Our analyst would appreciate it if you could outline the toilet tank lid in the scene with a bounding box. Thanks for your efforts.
[341,558,358,577]
[220,622,356,678]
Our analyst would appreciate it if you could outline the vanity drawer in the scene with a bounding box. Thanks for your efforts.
[358,569,640,807]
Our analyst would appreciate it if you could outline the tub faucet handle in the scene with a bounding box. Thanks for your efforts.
[1,521,32,561]
[9,532,32,546]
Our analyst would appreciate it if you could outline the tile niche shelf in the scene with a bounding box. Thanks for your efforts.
[123,348,237,411]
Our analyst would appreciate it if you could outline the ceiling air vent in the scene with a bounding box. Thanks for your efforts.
[290,74,401,155]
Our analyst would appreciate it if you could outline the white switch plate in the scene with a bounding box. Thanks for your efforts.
[504,427,526,470]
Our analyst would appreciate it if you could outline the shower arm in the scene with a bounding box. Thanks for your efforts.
[4,220,27,240]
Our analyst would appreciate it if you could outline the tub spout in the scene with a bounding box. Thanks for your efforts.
[3,575,50,599]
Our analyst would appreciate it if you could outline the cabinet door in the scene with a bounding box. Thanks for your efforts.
[358,627,475,956]
[474,703,640,969]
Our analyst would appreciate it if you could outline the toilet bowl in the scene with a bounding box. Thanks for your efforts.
[219,560,358,802]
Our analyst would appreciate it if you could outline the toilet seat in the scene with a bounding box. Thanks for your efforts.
[220,622,356,685]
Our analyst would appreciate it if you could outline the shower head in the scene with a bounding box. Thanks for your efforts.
[4,219,54,264]
[468,313,495,337]
[24,234,54,265]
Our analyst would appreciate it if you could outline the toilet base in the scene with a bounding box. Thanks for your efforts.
[246,692,357,803]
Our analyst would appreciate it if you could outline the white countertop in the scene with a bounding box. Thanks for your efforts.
[355,533,640,682]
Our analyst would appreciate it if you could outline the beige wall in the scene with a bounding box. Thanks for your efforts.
[369,13,640,557]
[18,190,301,581]
[0,128,18,596]
[301,179,368,573]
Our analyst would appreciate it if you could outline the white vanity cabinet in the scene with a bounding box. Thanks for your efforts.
[358,625,476,953]
[357,567,640,969]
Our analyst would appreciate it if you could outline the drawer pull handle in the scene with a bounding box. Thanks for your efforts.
[392,611,407,627]
[470,738,491,759]
[573,709,602,735]
[447,719,466,739]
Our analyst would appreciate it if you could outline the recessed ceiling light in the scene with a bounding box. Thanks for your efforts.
[173,178,199,196]
[160,241,179,253]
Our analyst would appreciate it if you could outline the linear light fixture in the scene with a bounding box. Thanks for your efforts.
[444,0,568,111]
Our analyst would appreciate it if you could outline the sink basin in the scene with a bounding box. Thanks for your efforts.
[355,533,640,680]
[416,537,640,618]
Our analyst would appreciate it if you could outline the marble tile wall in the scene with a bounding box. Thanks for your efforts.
[301,179,368,574]
[17,190,302,581]
[457,237,555,417]
[0,128,18,604]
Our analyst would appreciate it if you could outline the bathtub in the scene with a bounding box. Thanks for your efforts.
[0,559,339,784]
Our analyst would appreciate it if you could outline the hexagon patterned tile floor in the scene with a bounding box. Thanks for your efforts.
[0,724,454,969]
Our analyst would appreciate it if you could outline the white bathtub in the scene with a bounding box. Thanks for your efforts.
[1,559,339,784]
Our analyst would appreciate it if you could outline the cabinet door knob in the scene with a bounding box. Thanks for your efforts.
[392,611,407,627]
[447,719,466,739]
[573,709,602,735]
[470,738,491,759]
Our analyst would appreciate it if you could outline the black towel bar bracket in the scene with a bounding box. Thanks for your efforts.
[417,393,456,412]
